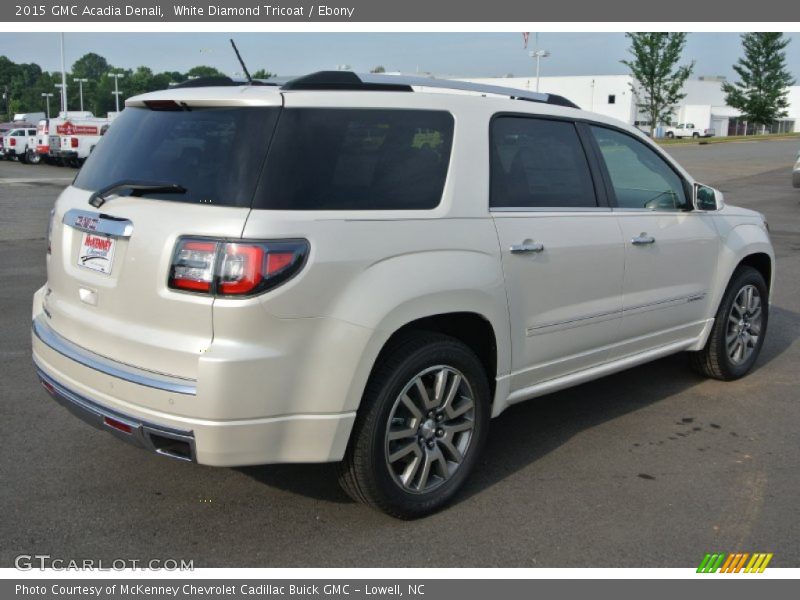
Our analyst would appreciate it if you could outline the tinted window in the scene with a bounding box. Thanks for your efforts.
[74,106,279,207]
[490,117,597,208]
[590,126,688,210]
[255,109,453,210]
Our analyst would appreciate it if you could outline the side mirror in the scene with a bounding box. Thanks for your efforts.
[694,183,723,211]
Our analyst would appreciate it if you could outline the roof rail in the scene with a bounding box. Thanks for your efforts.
[281,71,579,108]
[172,76,279,89]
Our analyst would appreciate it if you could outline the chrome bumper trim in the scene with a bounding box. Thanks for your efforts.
[35,366,196,463]
[32,317,197,396]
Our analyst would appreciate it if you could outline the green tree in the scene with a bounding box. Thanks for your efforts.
[370,65,386,73]
[722,33,795,131]
[622,33,694,135]
[186,65,225,79]
[251,69,273,79]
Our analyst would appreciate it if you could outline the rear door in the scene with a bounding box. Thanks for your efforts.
[587,125,718,358]
[43,99,281,379]
[490,116,625,391]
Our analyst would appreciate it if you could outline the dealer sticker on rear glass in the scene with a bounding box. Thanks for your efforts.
[78,232,116,274]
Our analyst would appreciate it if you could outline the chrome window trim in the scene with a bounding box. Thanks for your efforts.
[62,208,134,238]
[32,317,197,396]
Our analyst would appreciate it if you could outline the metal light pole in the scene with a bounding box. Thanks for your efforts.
[54,84,66,113]
[73,78,88,112]
[528,33,551,93]
[109,72,125,113]
[41,92,54,118]
[59,33,68,117]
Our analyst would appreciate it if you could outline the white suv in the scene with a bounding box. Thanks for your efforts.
[32,72,774,518]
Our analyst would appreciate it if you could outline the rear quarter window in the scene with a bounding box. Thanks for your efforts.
[254,109,454,210]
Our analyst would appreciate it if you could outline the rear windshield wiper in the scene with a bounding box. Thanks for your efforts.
[89,180,187,208]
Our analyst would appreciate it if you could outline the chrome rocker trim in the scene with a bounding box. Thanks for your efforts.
[32,317,197,396]
[35,366,196,463]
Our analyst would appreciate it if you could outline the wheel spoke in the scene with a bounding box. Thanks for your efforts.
[388,426,417,441]
[432,368,448,406]
[447,397,474,420]
[388,441,418,464]
[440,373,462,414]
[400,447,423,486]
[439,435,464,463]
[442,419,473,435]
[416,448,435,490]
[400,393,423,421]
[414,377,436,411]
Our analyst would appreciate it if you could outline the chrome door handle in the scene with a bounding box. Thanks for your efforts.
[631,233,656,245]
[510,242,545,254]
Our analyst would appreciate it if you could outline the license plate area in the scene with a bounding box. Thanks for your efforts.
[78,232,116,275]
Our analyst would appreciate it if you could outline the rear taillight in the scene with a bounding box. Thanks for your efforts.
[70,137,78,148]
[169,238,308,297]
[169,239,218,293]
[9,138,15,147]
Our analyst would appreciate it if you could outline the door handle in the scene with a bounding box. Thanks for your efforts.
[510,241,545,254]
[631,233,656,245]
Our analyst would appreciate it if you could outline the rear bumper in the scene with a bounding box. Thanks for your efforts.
[32,315,357,467]
[49,150,78,160]
[36,367,197,462]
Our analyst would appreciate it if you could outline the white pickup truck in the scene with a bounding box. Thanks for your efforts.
[1,126,38,163]
[664,123,715,139]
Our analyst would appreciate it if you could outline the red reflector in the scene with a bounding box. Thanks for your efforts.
[104,417,133,434]
[71,137,79,148]
[40,380,55,394]
[266,252,294,275]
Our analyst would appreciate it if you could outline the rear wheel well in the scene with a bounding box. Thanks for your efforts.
[737,253,772,292]
[376,313,498,400]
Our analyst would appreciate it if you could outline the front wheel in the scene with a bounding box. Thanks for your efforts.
[689,266,768,380]
[665,131,675,139]
[338,332,490,519]
[26,149,41,165]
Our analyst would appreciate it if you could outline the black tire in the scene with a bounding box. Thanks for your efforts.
[338,332,490,519]
[689,266,768,380]
[26,149,41,165]
[665,131,675,139]
[693,132,700,139]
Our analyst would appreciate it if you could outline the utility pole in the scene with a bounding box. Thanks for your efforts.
[528,33,551,93]
[59,33,68,118]
[109,72,125,113]
[73,78,88,112]
[41,92,54,118]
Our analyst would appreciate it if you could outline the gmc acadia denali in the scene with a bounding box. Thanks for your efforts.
[32,72,774,518]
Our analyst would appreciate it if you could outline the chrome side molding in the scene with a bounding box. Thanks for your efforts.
[62,208,134,238]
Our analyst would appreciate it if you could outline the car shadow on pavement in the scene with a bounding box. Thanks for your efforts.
[237,305,797,510]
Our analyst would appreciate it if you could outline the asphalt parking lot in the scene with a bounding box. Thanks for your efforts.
[1,140,799,568]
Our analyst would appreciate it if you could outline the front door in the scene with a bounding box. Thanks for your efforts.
[588,125,719,358]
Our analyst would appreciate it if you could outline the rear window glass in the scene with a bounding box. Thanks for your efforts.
[254,109,454,210]
[74,106,279,207]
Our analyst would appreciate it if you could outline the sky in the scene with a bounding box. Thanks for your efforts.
[1,32,800,81]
